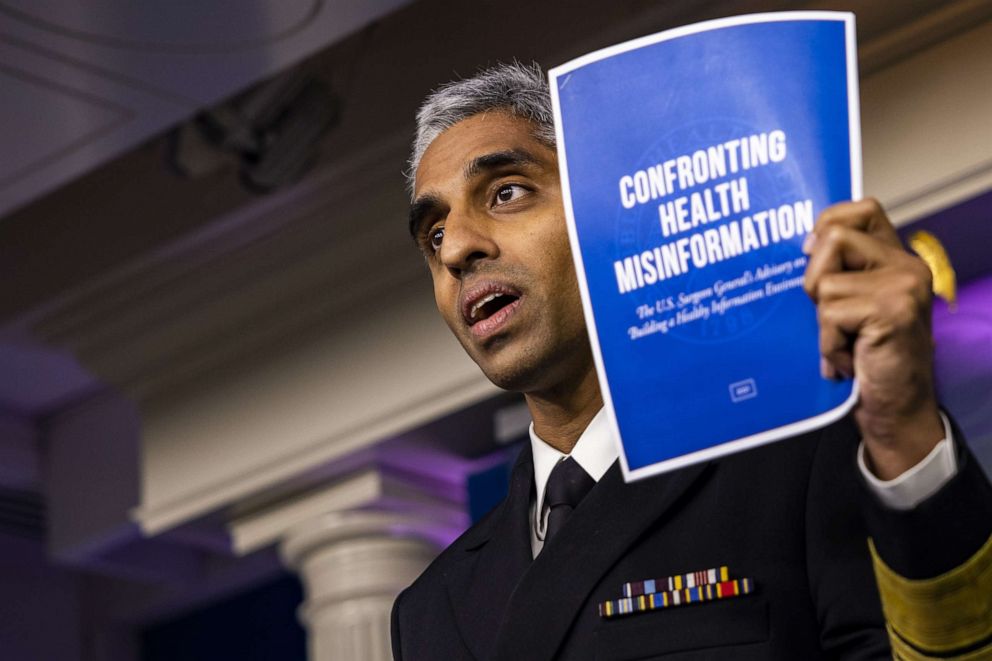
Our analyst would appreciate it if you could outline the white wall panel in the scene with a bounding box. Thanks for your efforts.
[862,21,992,223]
[135,278,496,534]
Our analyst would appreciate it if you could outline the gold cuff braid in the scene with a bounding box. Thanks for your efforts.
[869,533,992,656]
[888,624,992,660]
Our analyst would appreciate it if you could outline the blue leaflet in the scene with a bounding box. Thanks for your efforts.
[550,13,859,480]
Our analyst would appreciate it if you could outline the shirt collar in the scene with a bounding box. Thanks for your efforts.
[529,407,618,520]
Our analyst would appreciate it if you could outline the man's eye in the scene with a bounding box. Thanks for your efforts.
[429,226,444,252]
[494,184,527,205]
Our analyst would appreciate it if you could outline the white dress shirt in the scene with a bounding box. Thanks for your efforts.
[528,409,957,557]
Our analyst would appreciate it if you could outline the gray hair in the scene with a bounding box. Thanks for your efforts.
[407,61,555,195]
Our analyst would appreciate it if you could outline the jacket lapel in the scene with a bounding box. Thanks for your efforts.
[445,445,535,660]
[491,460,711,661]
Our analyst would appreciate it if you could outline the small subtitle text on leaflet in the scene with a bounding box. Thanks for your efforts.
[613,129,814,341]
[628,257,807,340]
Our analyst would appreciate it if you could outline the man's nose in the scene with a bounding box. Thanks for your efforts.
[439,212,498,277]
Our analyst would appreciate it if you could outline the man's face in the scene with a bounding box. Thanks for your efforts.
[410,112,593,393]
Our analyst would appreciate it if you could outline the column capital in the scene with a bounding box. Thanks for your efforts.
[227,466,467,556]
[279,510,440,661]
[280,509,442,572]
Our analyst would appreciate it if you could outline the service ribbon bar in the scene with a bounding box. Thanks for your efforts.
[600,578,753,619]
[622,566,730,597]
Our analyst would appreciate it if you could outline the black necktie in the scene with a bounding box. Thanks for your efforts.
[544,457,595,544]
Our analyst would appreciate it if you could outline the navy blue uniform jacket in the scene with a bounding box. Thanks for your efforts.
[391,415,992,660]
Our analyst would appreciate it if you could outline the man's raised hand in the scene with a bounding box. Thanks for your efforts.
[803,198,944,480]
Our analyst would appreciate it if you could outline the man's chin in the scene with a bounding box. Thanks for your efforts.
[464,330,591,394]
[471,349,543,393]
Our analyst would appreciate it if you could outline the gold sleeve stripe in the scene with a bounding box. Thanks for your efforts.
[888,624,992,660]
[869,533,992,654]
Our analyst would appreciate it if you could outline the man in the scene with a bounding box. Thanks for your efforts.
[392,62,992,660]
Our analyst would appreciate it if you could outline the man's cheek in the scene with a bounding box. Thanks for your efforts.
[431,280,449,314]
[434,293,461,335]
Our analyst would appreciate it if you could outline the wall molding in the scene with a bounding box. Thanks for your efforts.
[133,372,496,536]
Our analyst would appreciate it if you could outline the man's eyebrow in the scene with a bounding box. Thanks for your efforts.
[464,149,540,179]
[408,150,542,239]
[408,194,443,239]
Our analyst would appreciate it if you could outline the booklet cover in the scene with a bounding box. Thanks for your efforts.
[549,12,860,481]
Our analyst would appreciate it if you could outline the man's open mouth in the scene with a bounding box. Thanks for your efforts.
[469,292,519,323]
[461,282,522,329]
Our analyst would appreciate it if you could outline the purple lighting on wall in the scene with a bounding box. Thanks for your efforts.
[897,188,992,475]
[932,275,992,474]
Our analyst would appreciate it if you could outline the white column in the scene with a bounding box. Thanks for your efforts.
[280,511,439,661]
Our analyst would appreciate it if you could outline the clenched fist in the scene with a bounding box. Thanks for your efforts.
[803,198,945,480]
